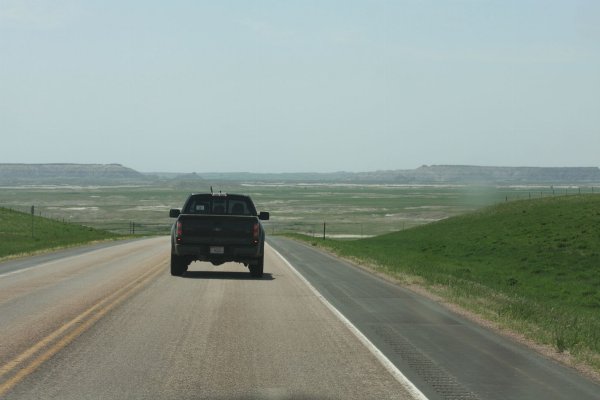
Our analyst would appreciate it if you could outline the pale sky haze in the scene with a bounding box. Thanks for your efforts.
[1,1,599,173]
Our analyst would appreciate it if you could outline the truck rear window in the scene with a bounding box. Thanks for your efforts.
[184,197,254,216]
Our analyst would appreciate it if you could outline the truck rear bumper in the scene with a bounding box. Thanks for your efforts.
[173,243,261,264]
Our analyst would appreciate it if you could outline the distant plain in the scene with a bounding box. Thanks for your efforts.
[1,182,595,237]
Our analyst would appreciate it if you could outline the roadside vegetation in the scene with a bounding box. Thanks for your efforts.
[288,195,600,373]
[0,207,123,260]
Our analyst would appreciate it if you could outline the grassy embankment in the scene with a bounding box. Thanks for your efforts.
[288,195,600,372]
[0,207,123,260]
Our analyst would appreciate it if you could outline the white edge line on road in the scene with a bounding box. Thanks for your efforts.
[0,248,101,279]
[0,265,44,278]
[269,244,429,400]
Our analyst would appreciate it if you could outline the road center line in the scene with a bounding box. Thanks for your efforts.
[269,244,429,400]
[0,257,167,397]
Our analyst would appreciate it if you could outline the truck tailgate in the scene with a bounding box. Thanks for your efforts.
[178,215,257,245]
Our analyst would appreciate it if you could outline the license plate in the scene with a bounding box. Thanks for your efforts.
[210,246,224,254]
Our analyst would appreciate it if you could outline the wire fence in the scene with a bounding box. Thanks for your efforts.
[83,222,172,235]
[0,206,172,236]
[3,188,599,238]
[261,221,398,239]
[499,186,598,201]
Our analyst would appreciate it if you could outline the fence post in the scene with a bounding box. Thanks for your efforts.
[323,222,326,240]
[31,205,34,238]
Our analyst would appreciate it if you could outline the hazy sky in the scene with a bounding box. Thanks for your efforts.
[1,1,599,173]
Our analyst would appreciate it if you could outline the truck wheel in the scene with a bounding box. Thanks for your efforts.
[250,256,264,278]
[170,254,187,276]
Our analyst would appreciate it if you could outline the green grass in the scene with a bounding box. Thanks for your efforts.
[288,194,600,372]
[0,207,123,260]
[2,182,590,236]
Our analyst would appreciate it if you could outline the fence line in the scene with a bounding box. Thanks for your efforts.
[3,188,599,237]
[76,222,172,235]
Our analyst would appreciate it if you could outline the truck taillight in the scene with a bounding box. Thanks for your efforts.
[253,223,259,244]
[176,221,183,242]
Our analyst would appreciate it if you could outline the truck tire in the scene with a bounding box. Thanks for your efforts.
[249,256,264,278]
[170,254,187,276]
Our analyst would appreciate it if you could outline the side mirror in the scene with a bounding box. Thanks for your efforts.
[259,212,270,221]
[169,209,181,218]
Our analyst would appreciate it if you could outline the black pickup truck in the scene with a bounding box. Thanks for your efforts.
[169,193,269,277]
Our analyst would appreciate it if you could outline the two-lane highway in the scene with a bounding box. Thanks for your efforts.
[1,237,599,399]
[0,238,417,399]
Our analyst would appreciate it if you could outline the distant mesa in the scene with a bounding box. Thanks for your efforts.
[398,165,600,184]
[0,163,149,185]
[186,165,600,184]
[1,163,600,185]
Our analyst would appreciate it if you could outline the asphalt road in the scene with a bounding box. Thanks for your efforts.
[1,237,599,399]
[268,237,600,400]
[0,237,417,400]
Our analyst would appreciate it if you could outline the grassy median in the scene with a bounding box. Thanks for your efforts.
[0,207,123,260]
[288,194,600,373]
